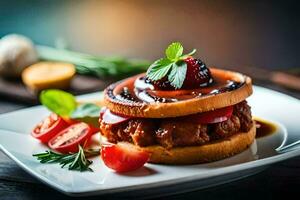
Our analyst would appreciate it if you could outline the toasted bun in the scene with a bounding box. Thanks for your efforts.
[122,122,256,165]
[104,68,252,118]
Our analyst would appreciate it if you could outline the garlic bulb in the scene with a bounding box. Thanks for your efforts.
[0,34,38,78]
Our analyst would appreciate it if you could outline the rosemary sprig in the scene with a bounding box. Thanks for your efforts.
[33,146,100,172]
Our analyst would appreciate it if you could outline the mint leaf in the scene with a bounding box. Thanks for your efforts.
[165,42,183,60]
[146,42,197,89]
[179,49,197,59]
[40,89,77,117]
[146,58,172,81]
[168,61,187,89]
[187,49,196,56]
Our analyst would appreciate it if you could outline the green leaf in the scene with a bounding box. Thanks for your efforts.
[71,103,101,127]
[40,89,77,117]
[187,49,197,56]
[168,61,187,89]
[179,49,197,60]
[146,58,172,81]
[146,42,199,89]
[165,42,183,60]
[71,103,101,118]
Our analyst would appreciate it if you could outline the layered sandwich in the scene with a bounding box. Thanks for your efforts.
[99,42,255,164]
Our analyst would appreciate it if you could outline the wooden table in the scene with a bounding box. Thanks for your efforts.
[0,84,299,200]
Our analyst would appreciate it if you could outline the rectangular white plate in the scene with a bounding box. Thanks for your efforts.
[1,86,300,197]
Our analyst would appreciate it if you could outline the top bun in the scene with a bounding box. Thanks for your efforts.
[103,68,252,118]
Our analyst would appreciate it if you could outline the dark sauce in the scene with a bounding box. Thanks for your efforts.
[133,76,245,103]
[106,72,246,105]
[119,87,135,101]
[255,118,277,138]
[210,81,241,94]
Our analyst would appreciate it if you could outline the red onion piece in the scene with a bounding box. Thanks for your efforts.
[102,109,130,125]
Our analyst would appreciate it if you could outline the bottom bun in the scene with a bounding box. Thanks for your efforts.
[136,121,256,165]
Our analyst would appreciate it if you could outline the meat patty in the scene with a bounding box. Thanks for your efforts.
[124,119,156,146]
[233,101,253,132]
[99,101,252,148]
[156,120,209,149]
[212,115,240,138]
[99,121,131,143]
[99,118,156,146]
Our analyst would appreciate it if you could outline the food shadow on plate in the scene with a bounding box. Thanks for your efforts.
[198,141,259,169]
[115,166,158,177]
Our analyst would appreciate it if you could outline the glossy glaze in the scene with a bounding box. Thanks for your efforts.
[107,73,246,104]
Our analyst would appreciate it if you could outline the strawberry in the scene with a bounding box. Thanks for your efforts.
[182,57,213,89]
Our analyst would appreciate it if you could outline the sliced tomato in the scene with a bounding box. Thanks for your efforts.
[101,142,149,173]
[48,122,98,153]
[31,113,69,143]
[190,106,233,124]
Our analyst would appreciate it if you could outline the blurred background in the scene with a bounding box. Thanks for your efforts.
[1,1,300,198]
[1,0,299,68]
[0,0,299,106]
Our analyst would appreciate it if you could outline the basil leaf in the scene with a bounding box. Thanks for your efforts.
[40,89,77,117]
[165,42,183,60]
[168,61,187,89]
[71,103,101,118]
[146,58,172,81]
[71,103,101,127]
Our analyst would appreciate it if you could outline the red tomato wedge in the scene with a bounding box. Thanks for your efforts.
[101,142,149,173]
[189,106,234,124]
[31,113,69,143]
[48,122,98,153]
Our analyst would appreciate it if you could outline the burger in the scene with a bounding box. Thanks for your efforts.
[99,42,255,164]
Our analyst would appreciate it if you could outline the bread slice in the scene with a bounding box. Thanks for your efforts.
[121,122,256,165]
[104,68,253,118]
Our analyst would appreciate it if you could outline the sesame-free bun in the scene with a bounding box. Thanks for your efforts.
[122,122,256,165]
[103,68,253,118]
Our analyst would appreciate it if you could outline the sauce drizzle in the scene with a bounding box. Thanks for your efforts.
[106,72,246,105]
[255,118,277,138]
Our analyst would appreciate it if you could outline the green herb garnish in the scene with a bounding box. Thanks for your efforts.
[71,103,101,118]
[33,146,100,172]
[146,42,196,89]
[40,89,77,117]
[40,89,101,127]
[36,45,150,79]
[71,103,102,127]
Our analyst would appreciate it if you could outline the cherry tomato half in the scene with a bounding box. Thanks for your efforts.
[31,113,69,143]
[101,142,149,173]
[48,122,98,153]
[189,106,234,124]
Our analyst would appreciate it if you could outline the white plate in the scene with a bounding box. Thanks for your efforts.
[0,86,300,197]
